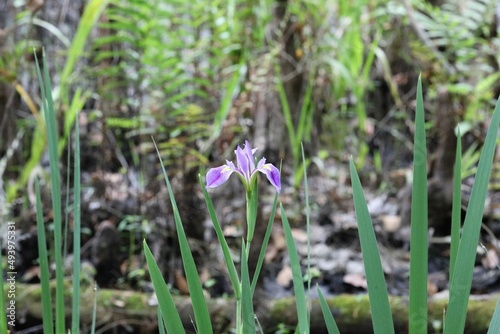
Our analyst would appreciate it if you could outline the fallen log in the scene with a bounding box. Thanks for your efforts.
[7,282,499,333]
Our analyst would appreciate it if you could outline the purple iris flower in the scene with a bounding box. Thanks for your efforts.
[206,140,281,193]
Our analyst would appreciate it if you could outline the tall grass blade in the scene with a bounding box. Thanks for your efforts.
[158,307,167,334]
[281,204,309,334]
[199,175,241,298]
[71,119,82,333]
[251,192,278,294]
[60,0,110,101]
[241,243,256,333]
[91,282,98,334]
[317,286,341,334]
[35,179,54,334]
[144,241,186,334]
[302,143,312,317]
[350,159,394,334]
[35,49,65,333]
[450,128,462,285]
[153,139,213,334]
[444,96,500,333]
[409,75,428,334]
[487,297,500,334]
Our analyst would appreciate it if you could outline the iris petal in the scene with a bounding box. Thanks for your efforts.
[258,163,281,192]
[206,165,234,188]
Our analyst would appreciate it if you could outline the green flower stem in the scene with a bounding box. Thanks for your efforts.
[236,291,242,334]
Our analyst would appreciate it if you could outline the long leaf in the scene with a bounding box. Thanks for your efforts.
[71,117,82,333]
[144,241,185,334]
[317,287,341,334]
[251,192,278,294]
[487,297,500,334]
[199,175,241,299]
[153,139,213,334]
[450,128,462,285]
[350,159,394,334]
[241,242,256,334]
[281,205,309,334]
[444,96,500,333]
[35,50,65,333]
[35,179,54,334]
[409,75,428,334]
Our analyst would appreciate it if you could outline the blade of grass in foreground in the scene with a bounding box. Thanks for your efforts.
[281,204,309,334]
[90,282,98,334]
[199,175,241,298]
[35,50,65,333]
[487,297,500,334]
[409,75,428,334]
[154,139,213,334]
[444,96,500,334]
[449,128,462,285]
[350,159,394,334]
[35,179,54,334]
[251,192,278,295]
[144,241,186,334]
[317,286,341,334]
[158,307,167,334]
[241,243,256,333]
[71,118,82,334]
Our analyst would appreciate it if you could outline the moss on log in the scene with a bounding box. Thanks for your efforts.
[7,282,499,333]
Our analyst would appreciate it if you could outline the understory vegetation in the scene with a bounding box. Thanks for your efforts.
[1,0,500,333]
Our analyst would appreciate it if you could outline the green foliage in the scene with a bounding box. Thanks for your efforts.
[409,76,428,334]
[92,0,274,172]
[35,50,66,333]
[317,287,341,334]
[281,204,310,334]
[144,241,186,334]
[408,0,499,125]
[450,129,462,287]
[444,89,500,334]
[4,0,103,201]
[35,180,54,334]
[350,159,395,334]
[71,120,82,333]
[33,53,87,333]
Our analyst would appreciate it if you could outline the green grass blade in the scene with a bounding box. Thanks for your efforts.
[158,307,167,334]
[409,75,428,334]
[302,143,312,317]
[153,139,213,334]
[91,282,98,334]
[251,192,278,294]
[241,243,256,333]
[204,62,245,150]
[317,286,341,334]
[281,204,309,334]
[35,50,65,333]
[35,179,54,334]
[60,0,110,102]
[350,159,394,334]
[487,297,500,334]
[144,241,186,334]
[444,96,500,333]
[450,128,462,286]
[71,118,82,333]
[199,174,241,299]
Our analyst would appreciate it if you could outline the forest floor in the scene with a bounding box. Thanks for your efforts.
[8,140,500,333]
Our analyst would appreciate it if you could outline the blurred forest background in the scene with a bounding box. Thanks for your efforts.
[1,0,500,332]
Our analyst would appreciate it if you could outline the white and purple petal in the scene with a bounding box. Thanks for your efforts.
[206,165,234,188]
[258,163,281,192]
